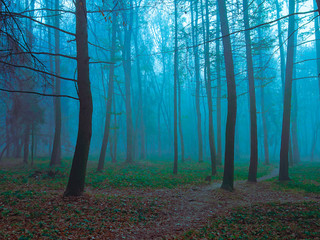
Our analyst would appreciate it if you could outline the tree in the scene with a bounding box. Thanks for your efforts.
[205,0,217,176]
[243,0,258,182]
[191,0,203,163]
[50,0,62,166]
[257,0,269,165]
[133,0,146,160]
[216,9,222,166]
[219,0,237,191]
[98,0,117,171]
[121,0,134,164]
[314,0,320,96]
[291,2,300,164]
[279,0,295,181]
[173,0,178,175]
[64,0,93,197]
[275,0,286,93]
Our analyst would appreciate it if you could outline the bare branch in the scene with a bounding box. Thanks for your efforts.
[0,88,79,100]
[0,60,77,82]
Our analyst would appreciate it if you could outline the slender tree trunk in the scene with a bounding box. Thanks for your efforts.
[178,77,185,162]
[133,2,146,160]
[173,0,178,174]
[5,113,10,158]
[64,0,93,197]
[219,0,237,191]
[243,0,258,182]
[191,0,203,163]
[276,0,286,94]
[23,125,30,164]
[290,1,300,165]
[50,0,62,166]
[97,3,117,171]
[311,123,319,161]
[158,97,162,156]
[31,124,34,166]
[216,8,222,166]
[123,0,134,163]
[205,0,217,176]
[257,0,269,165]
[261,83,270,165]
[279,0,295,181]
[314,0,320,97]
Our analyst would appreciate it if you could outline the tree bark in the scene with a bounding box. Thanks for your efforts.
[243,0,258,182]
[279,0,295,181]
[218,0,237,191]
[64,0,93,196]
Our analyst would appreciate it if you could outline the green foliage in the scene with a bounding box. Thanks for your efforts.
[0,159,274,190]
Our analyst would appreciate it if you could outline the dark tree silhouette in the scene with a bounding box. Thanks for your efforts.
[64,0,93,197]
[219,0,237,191]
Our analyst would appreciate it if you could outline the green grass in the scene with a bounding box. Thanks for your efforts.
[272,162,320,193]
[0,158,274,190]
[182,201,320,239]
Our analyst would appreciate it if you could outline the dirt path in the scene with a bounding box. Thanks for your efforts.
[102,168,319,239]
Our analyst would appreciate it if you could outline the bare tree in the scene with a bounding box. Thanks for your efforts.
[64,0,93,197]
[219,0,237,191]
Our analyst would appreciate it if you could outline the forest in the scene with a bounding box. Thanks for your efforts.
[0,0,320,238]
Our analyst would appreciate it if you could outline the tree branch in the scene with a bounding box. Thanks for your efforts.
[0,88,79,100]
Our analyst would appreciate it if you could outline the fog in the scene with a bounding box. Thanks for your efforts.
[1,0,320,182]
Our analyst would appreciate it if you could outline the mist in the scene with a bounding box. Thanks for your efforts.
[0,0,320,238]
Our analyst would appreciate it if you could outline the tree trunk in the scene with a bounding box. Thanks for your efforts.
[218,0,237,191]
[50,0,62,167]
[134,1,146,160]
[290,1,300,165]
[97,3,117,171]
[122,0,134,163]
[257,0,269,165]
[243,0,258,182]
[23,125,30,164]
[275,0,286,94]
[279,0,295,181]
[314,0,320,97]
[31,124,34,166]
[173,0,178,174]
[191,0,203,163]
[178,77,185,162]
[64,0,93,197]
[5,113,10,158]
[216,8,222,166]
[205,0,217,176]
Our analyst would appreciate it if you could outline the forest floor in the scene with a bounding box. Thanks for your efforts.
[0,160,319,239]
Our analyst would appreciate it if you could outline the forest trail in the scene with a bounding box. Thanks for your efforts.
[100,167,320,239]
